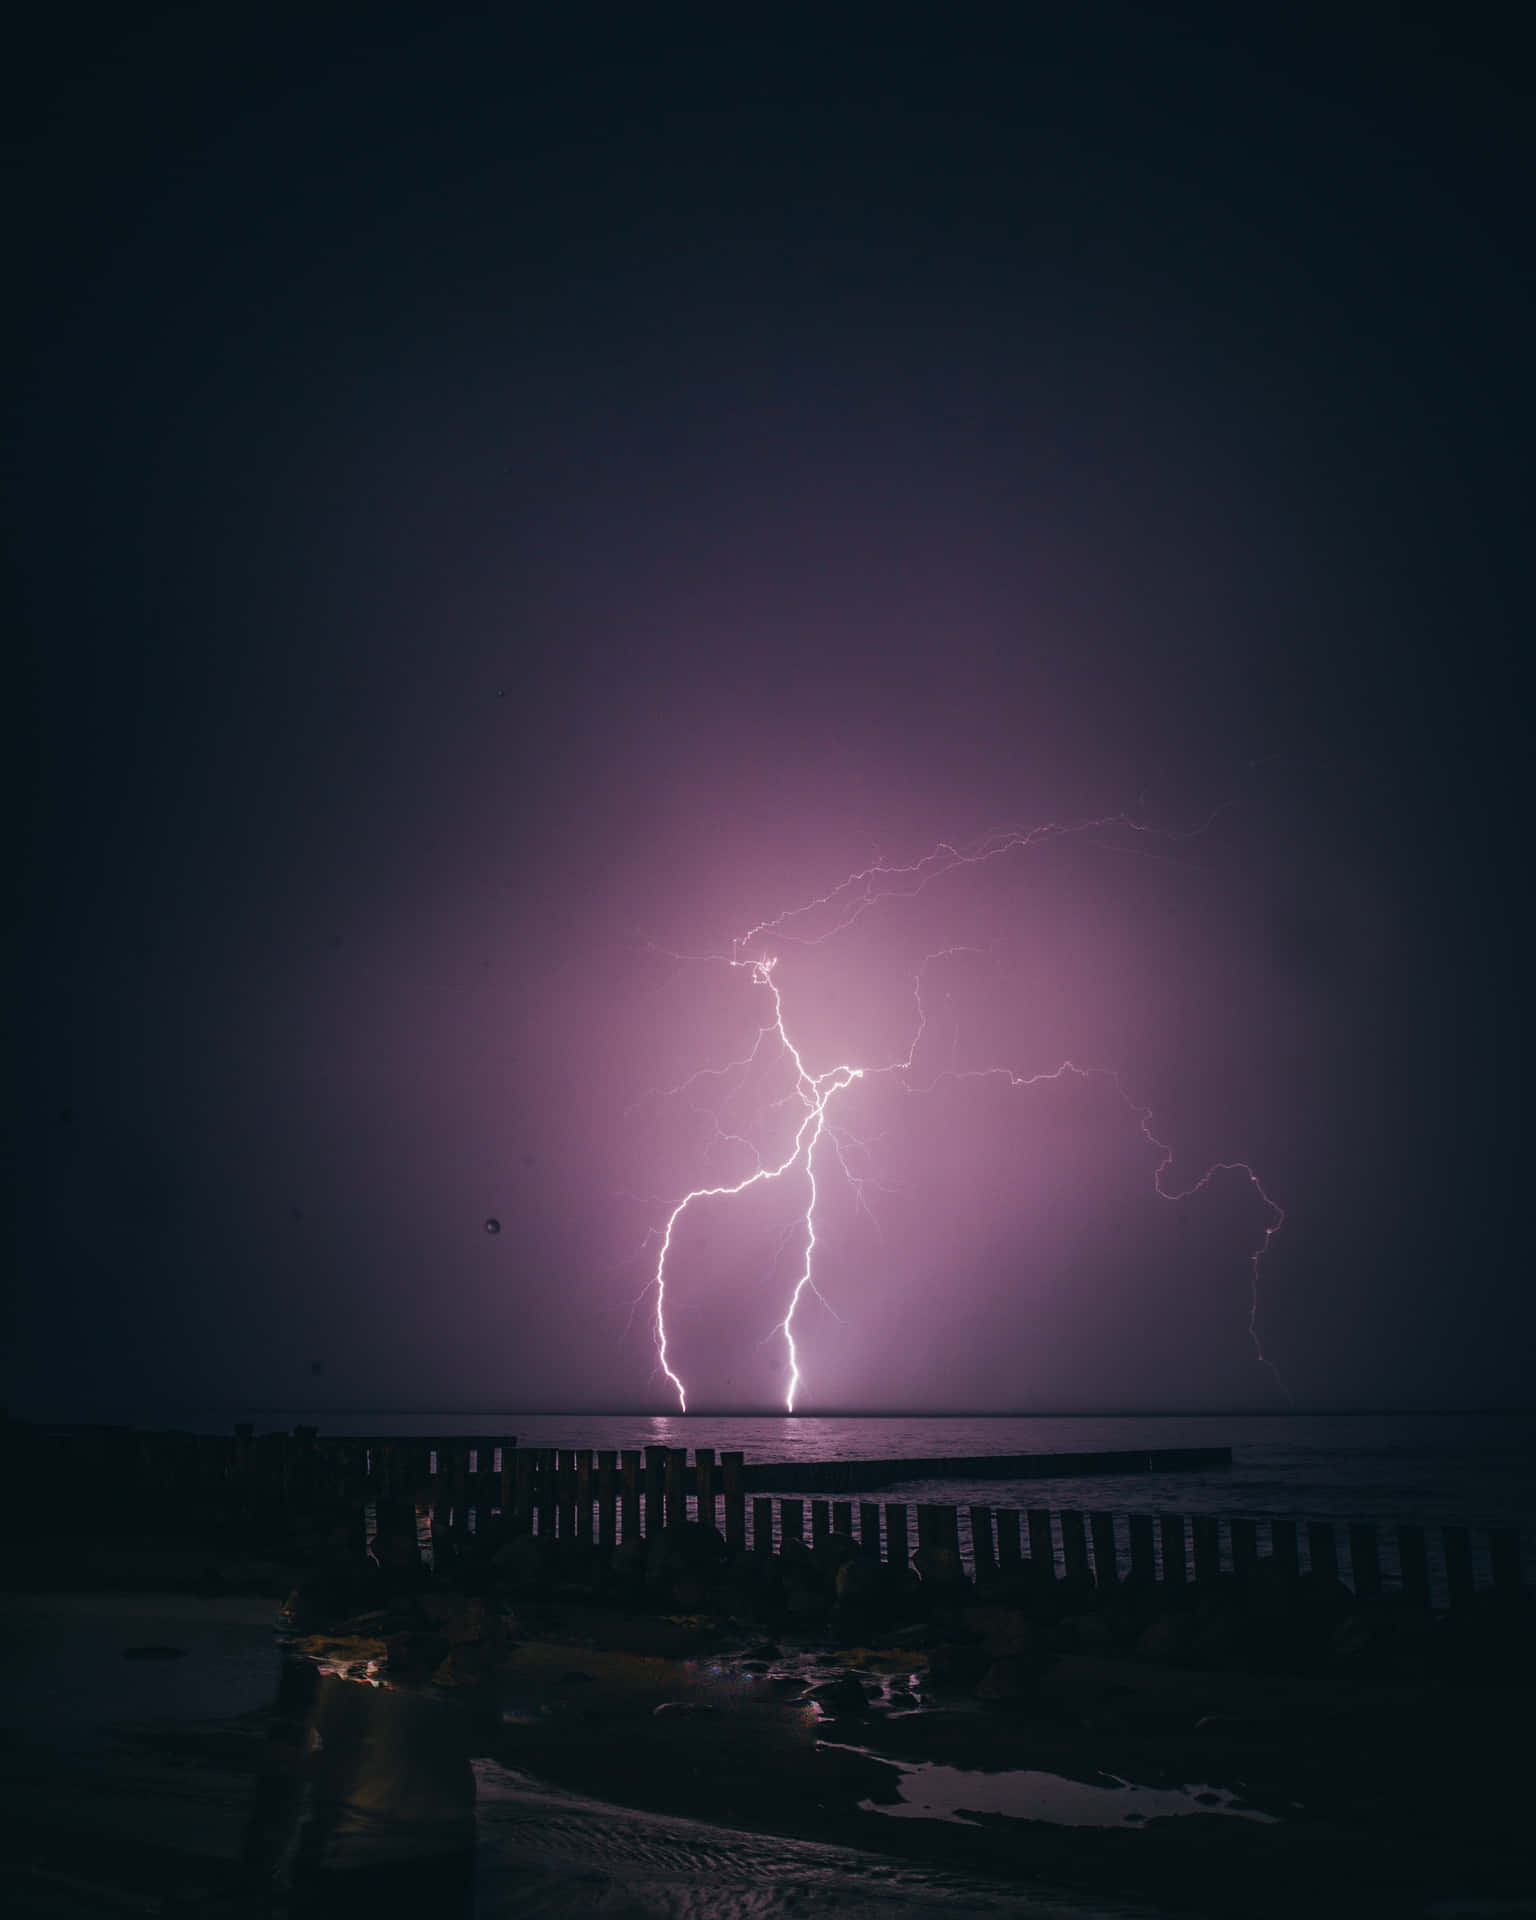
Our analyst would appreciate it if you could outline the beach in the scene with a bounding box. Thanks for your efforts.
[3,1517,1532,1919]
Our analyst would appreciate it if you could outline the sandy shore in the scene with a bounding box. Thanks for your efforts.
[1,1562,1532,1918]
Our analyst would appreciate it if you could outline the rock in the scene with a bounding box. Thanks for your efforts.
[386,1630,451,1676]
[589,1614,716,1657]
[805,1673,869,1716]
[1058,1571,1097,1614]
[812,1532,862,1577]
[608,1536,647,1583]
[747,1640,782,1661]
[887,1621,944,1649]
[1137,1612,1199,1663]
[785,1579,829,1621]
[491,1532,553,1592]
[984,1561,1061,1614]
[961,1604,1035,1657]
[647,1522,729,1582]
[1068,1610,1114,1650]
[927,1642,994,1687]
[431,1642,497,1686]
[835,1556,884,1602]
[912,1545,967,1591]
[975,1655,1045,1704]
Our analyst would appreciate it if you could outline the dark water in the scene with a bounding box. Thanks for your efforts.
[222,1410,1536,1529]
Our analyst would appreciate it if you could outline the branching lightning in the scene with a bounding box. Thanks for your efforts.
[636,813,1287,1412]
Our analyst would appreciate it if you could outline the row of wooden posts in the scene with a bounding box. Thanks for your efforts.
[358,1438,1521,1611]
[12,1427,1524,1606]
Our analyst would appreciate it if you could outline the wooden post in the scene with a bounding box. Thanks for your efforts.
[810,1498,830,1546]
[1182,1512,1213,1583]
[1159,1513,1187,1585]
[1128,1513,1156,1583]
[695,1447,718,1532]
[499,1442,517,1520]
[574,1450,593,1545]
[643,1447,666,1538]
[1027,1508,1055,1574]
[1398,1523,1430,1609]
[885,1503,909,1572]
[555,1448,576,1539]
[1271,1517,1299,1582]
[1442,1524,1472,1608]
[1348,1522,1381,1598]
[780,1498,805,1547]
[1088,1511,1118,1586]
[860,1501,881,1558]
[722,1452,747,1554]
[620,1450,641,1545]
[1061,1509,1090,1581]
[971,1506,996,1581]
[1231,1517,1259,1582]
[1309,1520,1339,1583]
[1490,1527,1523,1596]
[665,1447,687,1529]
[533,1448,555,1539]
[995,1508,1022,1570]
[438,1441,462,1540]
[596,1451,618,1552]
[513,1448,534,1533]
[832,1500,853,1537]
[752,1496,773,1555]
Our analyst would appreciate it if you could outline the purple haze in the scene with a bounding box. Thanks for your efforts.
[11,12,1528,1421]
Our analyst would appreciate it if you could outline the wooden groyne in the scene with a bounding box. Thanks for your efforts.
[739,1444,1232,1492]
[5,1426,1525,1608]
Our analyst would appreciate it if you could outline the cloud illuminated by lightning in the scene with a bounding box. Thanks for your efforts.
[637,812,1286,1412]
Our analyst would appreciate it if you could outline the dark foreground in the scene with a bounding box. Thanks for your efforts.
[2,1518,1532,1918]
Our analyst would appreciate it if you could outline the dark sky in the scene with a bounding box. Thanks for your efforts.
[10,4,1529,1419]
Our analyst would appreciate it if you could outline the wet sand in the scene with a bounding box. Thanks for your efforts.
[1,1577,1531,1918]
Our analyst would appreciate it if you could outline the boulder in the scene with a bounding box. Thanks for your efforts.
[778,1535,817,1573]
[490,1532,553,1593]
[386,1630,451,1676]
[927,1642,994,1688]
[911,1545,968,1592]
[975,1654,1045,1705]
[835,1556,884,1603]
[812,1532,862,1578]
[1136,1611,1200,1664]
[961,1604,1035,1657]
[785,1579,829,1622]
[804,1673,870,1716]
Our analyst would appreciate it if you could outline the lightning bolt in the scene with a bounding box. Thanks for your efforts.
[638,811,1287,1412]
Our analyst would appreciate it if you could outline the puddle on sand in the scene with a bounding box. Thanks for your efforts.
[472,1759,1167,1919]
[820,1744,1277,1829]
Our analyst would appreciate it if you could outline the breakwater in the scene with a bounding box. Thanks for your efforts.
[7,1424,1525,1607]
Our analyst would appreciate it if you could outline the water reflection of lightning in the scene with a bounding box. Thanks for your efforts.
[639,815,1286,1412]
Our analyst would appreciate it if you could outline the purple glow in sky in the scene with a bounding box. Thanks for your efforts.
[633,814,1286,1414]
[11,9,1529,1421]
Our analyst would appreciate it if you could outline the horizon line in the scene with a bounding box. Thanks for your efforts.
[17,1403,1536,1423]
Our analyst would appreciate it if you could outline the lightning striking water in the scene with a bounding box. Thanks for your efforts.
[639,814,1287,1412]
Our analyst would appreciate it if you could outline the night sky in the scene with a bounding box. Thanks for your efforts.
[11,6,1529,1420]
